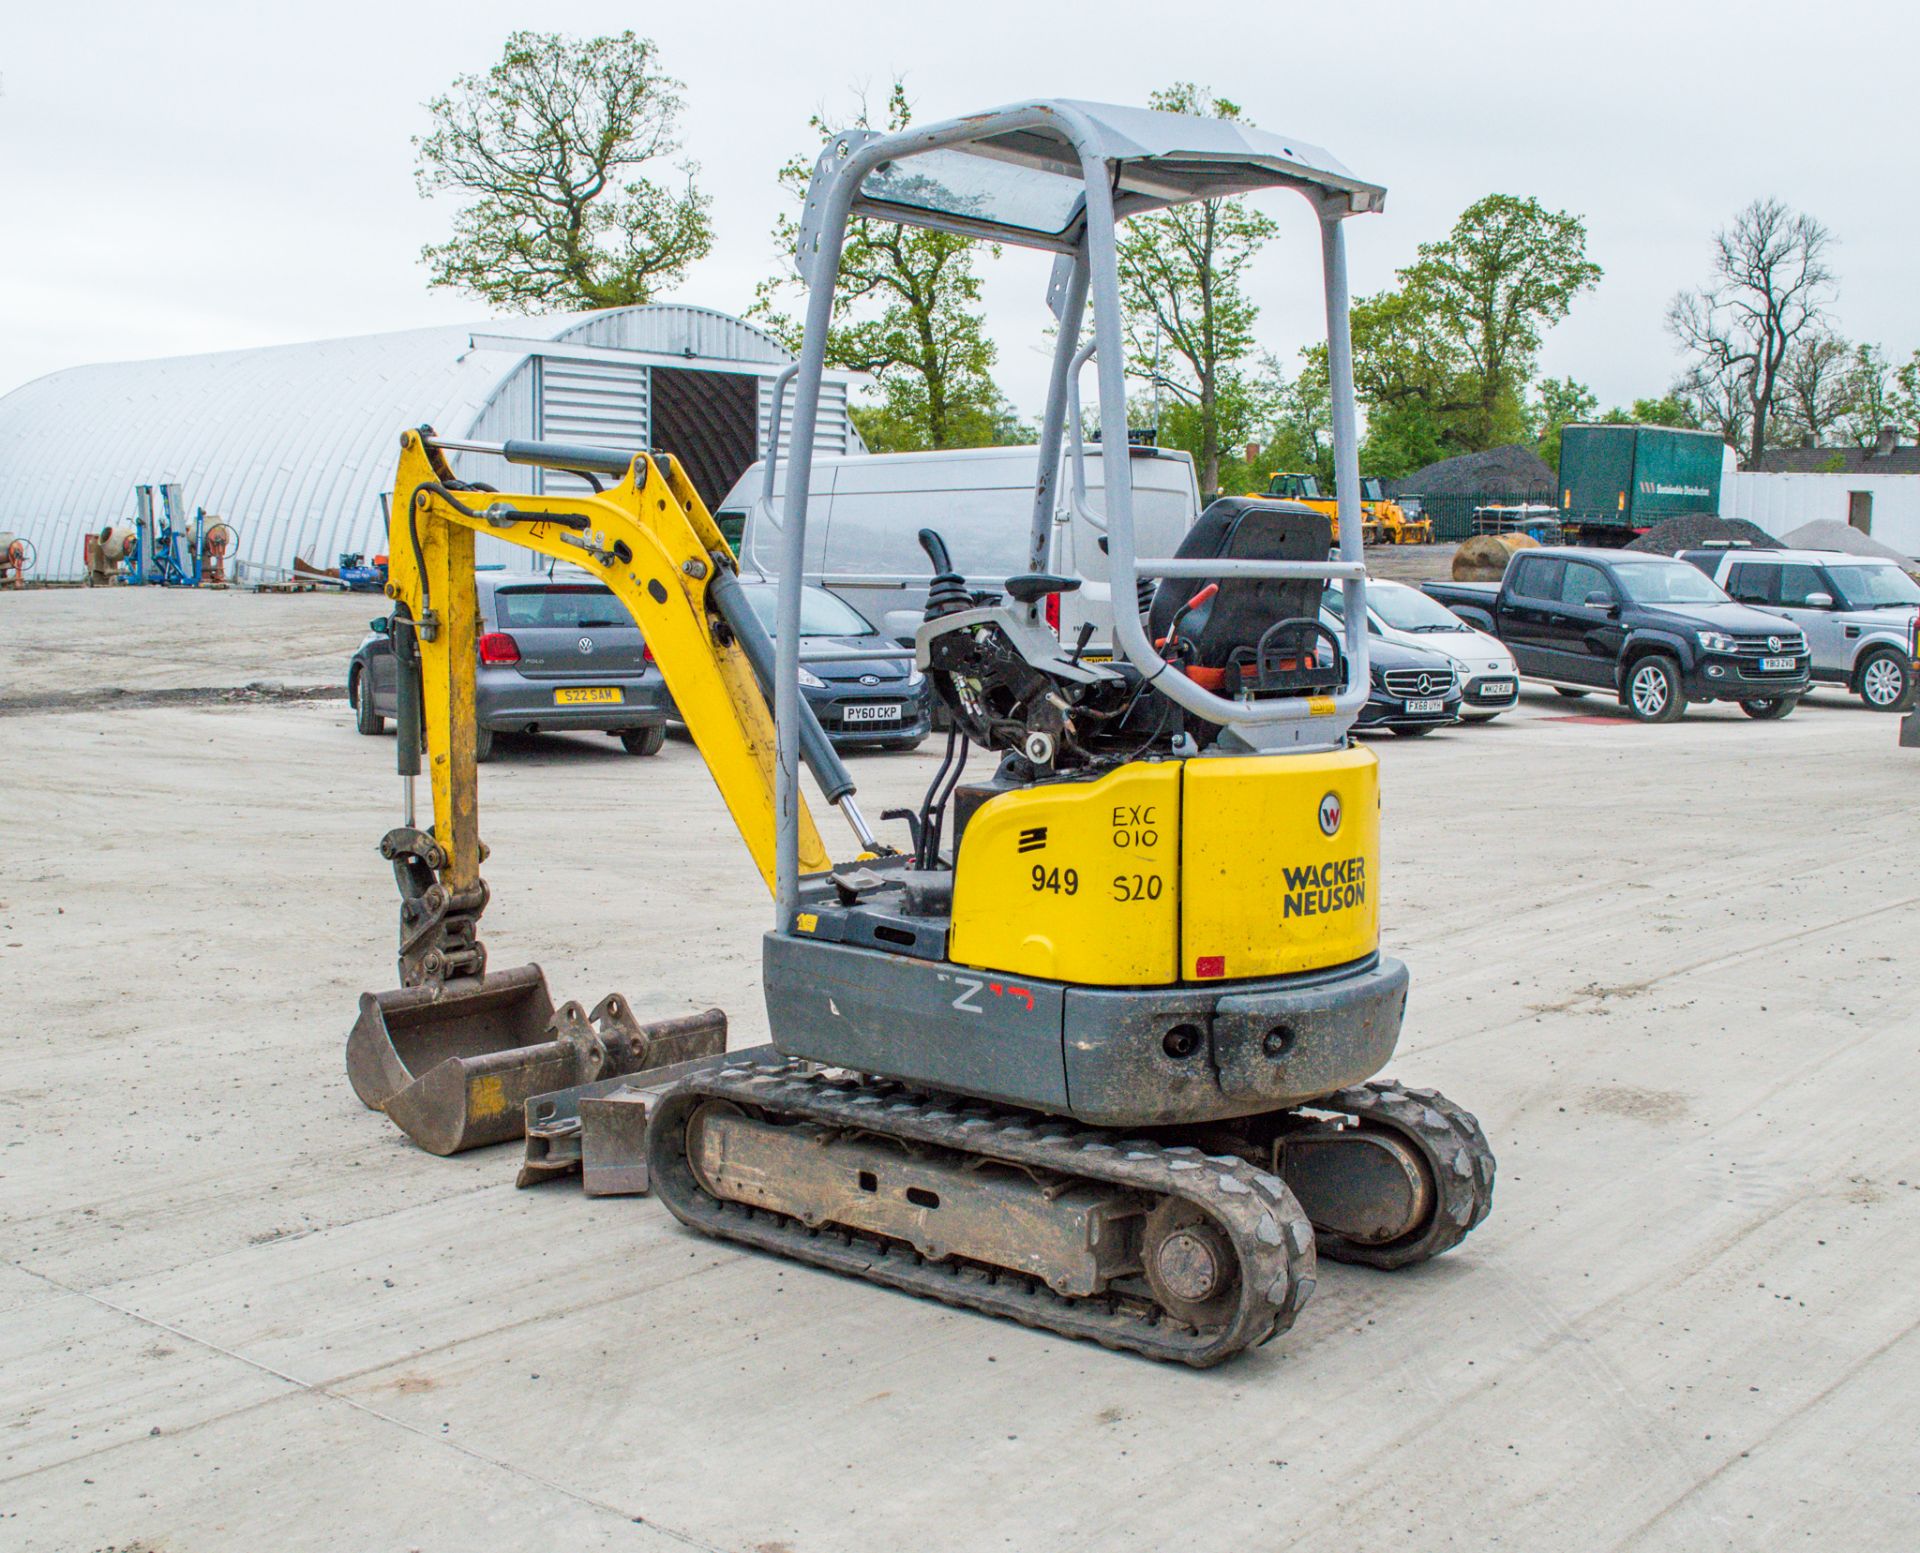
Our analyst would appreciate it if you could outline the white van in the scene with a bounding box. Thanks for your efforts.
[718,444,1201,646]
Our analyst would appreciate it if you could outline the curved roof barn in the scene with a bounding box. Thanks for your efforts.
[0,304,862,580]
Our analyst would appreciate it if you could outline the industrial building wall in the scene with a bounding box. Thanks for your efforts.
[0,304,863,582]
[0,323,551,582]
[760,375,857,462]
[1723,471,1920,555]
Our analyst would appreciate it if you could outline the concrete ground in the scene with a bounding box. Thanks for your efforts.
[2,587,1916,1551]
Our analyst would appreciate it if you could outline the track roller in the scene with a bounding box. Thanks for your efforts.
[648,1058,1319,1367]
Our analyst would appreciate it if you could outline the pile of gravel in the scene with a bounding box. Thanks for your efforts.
[1389,445,1555,498]
[1625,515,1781,554]
[1780,518,1916,566]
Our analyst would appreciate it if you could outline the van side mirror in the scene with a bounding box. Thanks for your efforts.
[370,616,391,635]
[1804,592,1834,609]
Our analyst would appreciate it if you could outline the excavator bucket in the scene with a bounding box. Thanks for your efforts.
[347,963,726,1156]
[347,964,558,1153]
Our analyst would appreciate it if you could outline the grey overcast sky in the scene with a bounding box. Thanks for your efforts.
[3,0,1915,416]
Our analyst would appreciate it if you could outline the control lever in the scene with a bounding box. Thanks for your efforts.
[881,807,925,856]
[918,529,973,621]
[1159,583,1219,658]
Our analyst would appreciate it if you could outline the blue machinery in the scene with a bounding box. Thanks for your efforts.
[129,484,237,586]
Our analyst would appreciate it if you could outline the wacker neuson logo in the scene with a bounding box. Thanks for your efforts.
[1282,857,1367,918]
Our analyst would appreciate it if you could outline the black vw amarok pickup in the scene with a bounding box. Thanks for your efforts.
[1424,547,1812,723]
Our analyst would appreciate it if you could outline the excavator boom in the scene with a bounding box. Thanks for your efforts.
[383,428,831,898]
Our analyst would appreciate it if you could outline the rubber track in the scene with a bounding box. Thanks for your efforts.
[1306,1079,1497,1269]
[649,1059,1318,1367]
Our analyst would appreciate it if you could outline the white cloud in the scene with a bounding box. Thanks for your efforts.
[2,0,1913,415]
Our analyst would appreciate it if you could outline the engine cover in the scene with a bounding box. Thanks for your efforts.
[946,746,1380,987]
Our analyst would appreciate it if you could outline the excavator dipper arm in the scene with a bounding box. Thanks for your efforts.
[346,430,838,1155]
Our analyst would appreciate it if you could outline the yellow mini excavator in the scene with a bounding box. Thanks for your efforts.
[345,99,1493,1367]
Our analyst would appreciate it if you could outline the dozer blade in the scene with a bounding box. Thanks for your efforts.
[346,963,727,1156]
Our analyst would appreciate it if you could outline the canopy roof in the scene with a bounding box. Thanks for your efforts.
[845,98,1384,248]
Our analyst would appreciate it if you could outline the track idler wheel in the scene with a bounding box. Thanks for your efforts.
[1277,1081,1495,1270]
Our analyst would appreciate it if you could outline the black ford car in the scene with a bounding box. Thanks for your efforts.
[675,582,933,752]
[1426,548,1813,722]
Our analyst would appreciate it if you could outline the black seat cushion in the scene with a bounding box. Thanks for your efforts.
[1146,498,1332,668]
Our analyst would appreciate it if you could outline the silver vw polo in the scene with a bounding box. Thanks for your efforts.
[348,572,672,760]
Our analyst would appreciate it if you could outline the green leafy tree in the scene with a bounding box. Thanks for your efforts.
[1255,354,1334,488]
[1835,343,1904,449]
[1399,195,1604,450]
[1339,196,1601,468]
[1359,401,1450,481]
[1169,353,1307,496]
[1317,288,1461,477]
[751,83,1018,453]
[1894,350,1920,440]
[1533,376,1598,469]
[1615,395,1699,429]
[1114,84,1279,496]
[414,31,712,310]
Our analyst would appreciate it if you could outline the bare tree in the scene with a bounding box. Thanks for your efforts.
[1673,359,1753,456]
[1774,331,1853,447]
[1667,198,1835,463]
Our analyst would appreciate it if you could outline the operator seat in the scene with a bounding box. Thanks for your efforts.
[1146,498,1339,695]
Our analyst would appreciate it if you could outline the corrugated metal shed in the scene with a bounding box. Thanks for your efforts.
[0,305,861,581]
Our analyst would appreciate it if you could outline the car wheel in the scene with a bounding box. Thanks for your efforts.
[1623,656,1685,723]
[1553,687,1589,700]
[1740,695,1798,720]
[1857,648,1912,712]
[1391,723,1437,738]
[621,725,667,756]
[351,668,384,735]
[473,725,495,763]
